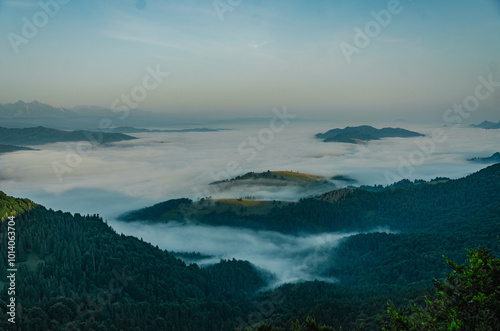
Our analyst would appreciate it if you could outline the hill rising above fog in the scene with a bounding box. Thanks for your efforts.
[468,152,500,163]
[210,170,324,185]
[206,170,343,199]
[0,126,137,146]
[0,144,37,154]
[315,125,424,144]
[121,163,500,234]
[470,120,500,129]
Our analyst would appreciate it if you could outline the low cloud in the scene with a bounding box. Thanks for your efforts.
[0,121,497,285]
[0,122,497,214]
[108,219,393,286]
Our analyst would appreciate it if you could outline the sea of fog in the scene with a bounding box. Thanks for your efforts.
[0,120,498,285]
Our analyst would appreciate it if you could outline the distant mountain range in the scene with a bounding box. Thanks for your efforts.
[0,126,136,146]
[103,126,221,133]
[0,100,77,118]
[0,101,233,131]
[469,120,500,129]
[316,125,424,144]
[468,152,500,163]
[0,100,153,119]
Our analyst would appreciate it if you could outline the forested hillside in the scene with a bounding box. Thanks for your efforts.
[1,164,499,330]
[0,202,266,330]
[0,191,37,221]
[0,199,438,330]
[122,163,500,234]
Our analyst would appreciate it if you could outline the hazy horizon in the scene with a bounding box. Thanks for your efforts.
[1,122,497,215]
[1,0,499,122]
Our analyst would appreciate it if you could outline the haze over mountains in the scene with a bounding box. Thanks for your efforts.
[0,100,77,118]
[0,101,303,132]
[0,101,191,130]
[470,120,500,130]
[468,152,500,163]
[0,100,150,119]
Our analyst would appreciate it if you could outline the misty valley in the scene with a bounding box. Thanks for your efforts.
[0,104,499,330]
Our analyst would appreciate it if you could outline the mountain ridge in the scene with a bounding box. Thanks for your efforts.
[470,120,500,129]
[0,126,137,145]
[0,100,78,119]
[0,101,153,119]
[316,125,424,144]
[468,152,500,163]
[104,126,222,133]
[120,163,500,234]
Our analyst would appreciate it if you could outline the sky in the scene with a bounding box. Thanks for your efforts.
[0,0,499,121]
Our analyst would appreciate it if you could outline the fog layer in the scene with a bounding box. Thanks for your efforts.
[108,219,392,286]
[0,121,498,284]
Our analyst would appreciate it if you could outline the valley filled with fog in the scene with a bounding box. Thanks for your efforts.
[0,120,498,285]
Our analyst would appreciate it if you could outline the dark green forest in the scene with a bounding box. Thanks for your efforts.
[0,204,267,330]
[1,164,499,330]
[122,163,500,236]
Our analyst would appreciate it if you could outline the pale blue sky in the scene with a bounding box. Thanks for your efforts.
[0,0,499,121]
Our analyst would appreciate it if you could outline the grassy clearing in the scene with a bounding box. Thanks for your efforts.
[1,253,44,286]
[22,253,44,271]
[270,171,322,181]
[213,198,263,207]
[208,198,295,215]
